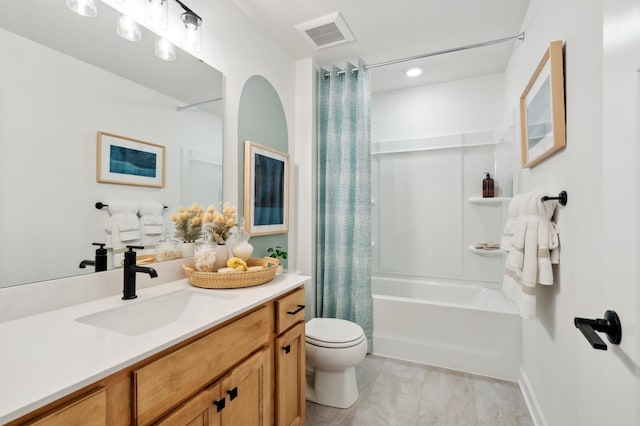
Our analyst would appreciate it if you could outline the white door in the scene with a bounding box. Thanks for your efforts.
[602,1,640,423]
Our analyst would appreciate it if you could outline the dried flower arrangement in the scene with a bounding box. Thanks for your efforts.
[203,202,238,244]
[170,203,205,243]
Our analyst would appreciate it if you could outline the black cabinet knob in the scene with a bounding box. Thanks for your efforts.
[213,397,225,412]
[227,387,238,401]
[283,344,291,354]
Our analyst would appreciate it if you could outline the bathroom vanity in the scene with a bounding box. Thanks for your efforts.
[0,274,308,425]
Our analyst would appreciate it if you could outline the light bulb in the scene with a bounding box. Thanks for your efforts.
[117,15,141,41]
[155,38,176,61]
[66,0,97,17]
[406,67,423,77]
[144,0,168,31]
[180,12,202,52]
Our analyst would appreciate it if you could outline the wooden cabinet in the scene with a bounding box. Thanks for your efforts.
[157,348,271,426]
[219,347,272,425]
[276,322,306,426]
[11,286,304,426]
[274,287,306,426]
[29,388,107,426]
[134,306,271,425]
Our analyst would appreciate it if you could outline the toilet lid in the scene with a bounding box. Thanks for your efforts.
[306,318,365,349]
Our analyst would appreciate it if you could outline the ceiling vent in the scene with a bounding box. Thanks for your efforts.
[294,12,356,50]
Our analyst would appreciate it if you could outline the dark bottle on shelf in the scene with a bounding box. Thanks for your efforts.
[482,172,495,198]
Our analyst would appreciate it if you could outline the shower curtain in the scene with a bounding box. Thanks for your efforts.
[316,60,373,351]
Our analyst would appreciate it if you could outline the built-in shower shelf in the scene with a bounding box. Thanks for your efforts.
[468,245,506,256]
[468,197,512,205]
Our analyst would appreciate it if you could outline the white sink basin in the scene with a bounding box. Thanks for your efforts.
[75,289,237,335]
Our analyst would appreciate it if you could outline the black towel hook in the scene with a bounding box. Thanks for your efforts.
[542,191,568,206]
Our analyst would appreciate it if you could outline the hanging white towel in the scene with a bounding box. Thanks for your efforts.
[502,191,560,319]
[104,201,141,249]
[139,201,166,245]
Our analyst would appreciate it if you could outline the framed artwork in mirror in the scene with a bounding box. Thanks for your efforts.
[244,140,289,236]
[97,131,165,188]
[520,40,566,168]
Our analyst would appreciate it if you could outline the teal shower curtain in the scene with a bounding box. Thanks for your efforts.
[316,60,372,351]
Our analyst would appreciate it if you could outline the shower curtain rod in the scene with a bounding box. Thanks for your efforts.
[324,32,525,78]
[176,96,223,111]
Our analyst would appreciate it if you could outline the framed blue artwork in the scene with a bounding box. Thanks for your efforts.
[97,131,165,187]
[244,140,289,236]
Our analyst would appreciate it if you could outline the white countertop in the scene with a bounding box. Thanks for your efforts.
[0,273,309,424]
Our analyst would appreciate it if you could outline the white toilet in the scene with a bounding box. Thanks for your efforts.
[305,318,368,408]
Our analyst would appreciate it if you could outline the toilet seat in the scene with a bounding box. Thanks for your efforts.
[306,318,365,349]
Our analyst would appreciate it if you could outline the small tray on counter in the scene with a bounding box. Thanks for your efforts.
[182,257,279,289]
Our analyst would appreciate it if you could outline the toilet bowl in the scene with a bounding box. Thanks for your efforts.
[305,318,367,408]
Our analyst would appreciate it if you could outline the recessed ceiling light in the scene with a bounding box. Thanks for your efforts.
[406,67,423,77]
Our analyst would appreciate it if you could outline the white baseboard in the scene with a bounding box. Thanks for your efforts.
[518,368,548,426]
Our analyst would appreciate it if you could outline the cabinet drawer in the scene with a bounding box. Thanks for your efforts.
[31,387,107,426]
[134,306,272,425]
[276,287,305,334]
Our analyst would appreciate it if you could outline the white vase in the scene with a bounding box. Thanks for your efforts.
[212,244,229,271]
[180,242,195,258]
[232,240,254,261]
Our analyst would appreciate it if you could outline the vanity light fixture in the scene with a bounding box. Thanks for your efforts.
[144,0,169,31]
[66,0,98,17]
[117,15,142,41]
[406,67,423,77]
[176,0,202,52]
[155,37,176,61]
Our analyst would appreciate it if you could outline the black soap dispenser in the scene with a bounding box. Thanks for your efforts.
[93,242,108,272]
[482,172,495,198]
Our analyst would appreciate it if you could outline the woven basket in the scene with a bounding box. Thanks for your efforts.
[182,257,279,289]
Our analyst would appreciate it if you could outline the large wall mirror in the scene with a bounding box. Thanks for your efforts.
[0,1,224,288]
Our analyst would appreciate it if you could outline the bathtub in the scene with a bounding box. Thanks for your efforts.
[372,276,521,380]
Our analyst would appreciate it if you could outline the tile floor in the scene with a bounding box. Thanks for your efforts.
[304,355,533,426]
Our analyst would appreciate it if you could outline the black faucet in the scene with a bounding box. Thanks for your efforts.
[123,245,158,300]
[79,243,109,272]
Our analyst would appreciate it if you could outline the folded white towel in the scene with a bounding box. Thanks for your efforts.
[500,195,520,251]
[104,202,141,249]
[139,201,166,245]
[502,191,560,319]
[107,201,138,216]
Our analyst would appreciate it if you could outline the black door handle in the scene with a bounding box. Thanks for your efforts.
[283,344,291,354]
[574,310,622,350]
[287,304,305,315]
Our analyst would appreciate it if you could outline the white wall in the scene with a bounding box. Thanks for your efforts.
[372,73,505,141]
[293,58,317,317]
[0,28,220,287]
[371,74,508,284]
[502,0,638,424]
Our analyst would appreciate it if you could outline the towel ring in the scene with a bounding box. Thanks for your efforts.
[542,191,568,206]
